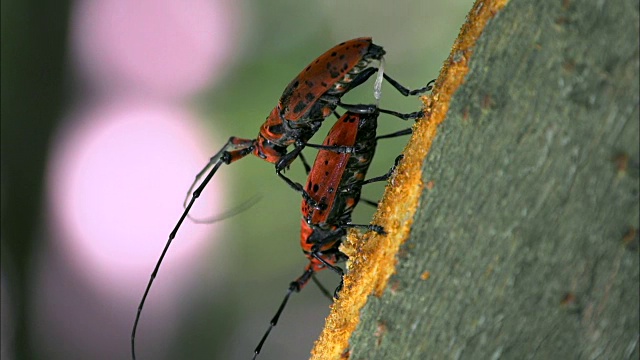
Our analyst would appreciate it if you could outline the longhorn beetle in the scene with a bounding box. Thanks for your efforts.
[182,37,432,209]
[252,110,408,359]
[131,37,433,359]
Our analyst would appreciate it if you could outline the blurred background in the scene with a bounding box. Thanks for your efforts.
[1,0,470,359]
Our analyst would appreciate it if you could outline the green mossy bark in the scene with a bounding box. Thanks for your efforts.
[349,1,639,359]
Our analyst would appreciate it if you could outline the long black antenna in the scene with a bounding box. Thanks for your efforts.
[130,159,225,360]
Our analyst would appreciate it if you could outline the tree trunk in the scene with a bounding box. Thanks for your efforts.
[312,0,639,359]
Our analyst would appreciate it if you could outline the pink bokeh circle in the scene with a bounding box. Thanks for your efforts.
[47,100,227,295]
[71,0,242,98]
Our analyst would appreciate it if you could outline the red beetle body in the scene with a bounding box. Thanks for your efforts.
[252,110,407,359]
[279,38,382,121]
[182,37,423,212]
[234,38,386,167]
[132,38,433,360]
[299,111,379,274]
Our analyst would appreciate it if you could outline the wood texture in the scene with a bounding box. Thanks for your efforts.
[345,0,639,359]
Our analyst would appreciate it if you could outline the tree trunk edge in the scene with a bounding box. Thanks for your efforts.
[349,0,639,359]
[310,1,512,359]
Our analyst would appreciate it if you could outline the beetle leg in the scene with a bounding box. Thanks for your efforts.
[345,67,435,97]
[304,142,358,154]
[253,268,314,360]
[341,223,386,235]
[375,127,413,140]
[360,155,404,185]
[311,273,334,301]
[337,102,423,121]
[298,152,312,174]
[310,252,345,299]
[183,137,254,209]
[277,169,327,211]
[382,75,436,96]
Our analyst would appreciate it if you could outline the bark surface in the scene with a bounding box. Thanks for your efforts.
[342,1,639,359]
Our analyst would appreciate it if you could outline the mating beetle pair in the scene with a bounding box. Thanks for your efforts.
[131,37,434,360]
[253,109,414,359]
